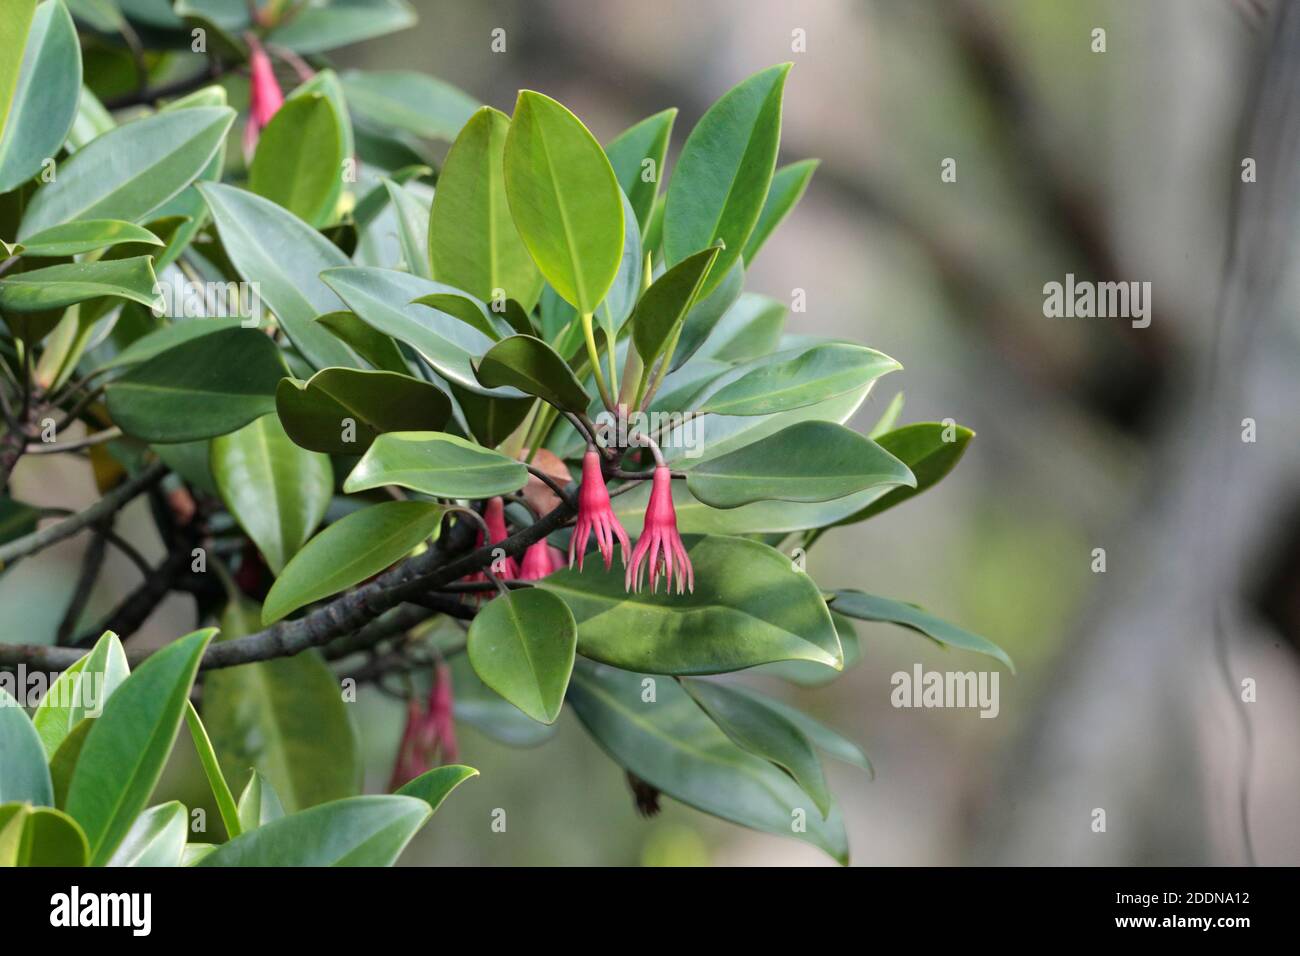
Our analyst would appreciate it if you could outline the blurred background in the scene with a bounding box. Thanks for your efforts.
[6,0,1298,865]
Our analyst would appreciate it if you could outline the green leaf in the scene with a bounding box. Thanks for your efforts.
[742,158,819,264]
[395,765,479,811]
[830,422,975,526]
[181,842,215,865]
[321,267,504,393]
[102,317,245,370]
[685,420,915,509]
[428,107,542,310]
[670,257,744,369]
[830,589,1014,672]
[606,108,676,234]
[538,536,842,674]
[0,686,53,806]
[14,220,161,258]
[411,290,507,341]
[47,718,90,809]
[0,256,158,313]
[681,678,831,817]
[503,90,624,314]
[692,293,786,364]
[451,384,533,449]
[268,0,417,55]
[183,702,240,840]
[0,496,40,545]
[697,344,899,416]
[199,794,429,866]
[315,310,409,374]
[211,414,332,575]
[631,245,721,363]
[868,391,905,438]
[65,628,214,866]
[568,661,848,863]
[340,69,478,141]
[0,803,88,866]
[275,366,452,455]
[19,106,235,237]
[663,64,790,296]
[344,430,527,499]
[467,588,577,725]
[203,599,361,812]
[447,651,558,747]
[384,178,430,278]
[236,770,286,832]
[104,801,187,867]
[474,334,590,413]
[263,500,449,624]
[733,686,873,775]
[0,0,80,194]
[32,631,129,759]
[249,92,344,226]
[106,327,288,443]
[198,182,358,371]
[286,69,353,222]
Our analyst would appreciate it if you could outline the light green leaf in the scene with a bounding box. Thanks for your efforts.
[211,414,332,575]
[275,366,452,455]
[32,630,129,759]
[670,257,745,370]
[830,589,1014,672]
[236,770,286,832]
[568,661,848,863]
[0,803,88,866]
[344,430,527,498]
[538,535,842,674]
[428,107,542,309]
[65,628,214,866]
[183,702,240,840]
[249,92,345,226]
[0,686,53,806]
[696,344,899,416]
[395,765,479,811]
[105,801,187,867]
[692,293,786,364]
[868,391,905,438]
[503,90,623,314]
[474,334,590,413]
[663,64,790,296]
[0,256,158,313]
[0,0,80,194]
[467,588,577,725]
[447,651,558,748]
[0,1,38,146]
[732,686,873,775]
[19,106,234,237]
[106,327,288,443]
[606,108,676,234]
[263,500,449,624]
[742,158,819,264]
[15,220,161,258]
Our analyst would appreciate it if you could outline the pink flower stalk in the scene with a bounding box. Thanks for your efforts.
[243,35,284,162]
[388,663,458,791]
[518,539,559,580]
[570,447,630,570]
[626,465,693,594]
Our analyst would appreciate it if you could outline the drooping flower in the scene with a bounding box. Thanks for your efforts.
[243,35,284,162]
[482,496,520,580]
[570,447,630,570]
[518,539,565,580]
[626,465,693,594]
[388,663,458,791]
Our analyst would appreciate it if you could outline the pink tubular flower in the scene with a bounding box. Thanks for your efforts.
[483,496,520,580]
[388,663,458,791]
[518,539,559,580]
[626,465,693,594]
[570,447,630,570]
[243,35,284,162]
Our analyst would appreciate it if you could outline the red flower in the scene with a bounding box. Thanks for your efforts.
[243,35,284,161]
[570,447,630,570]
[388,663,458,791]
[626,465,693,594]
[483,496,520,580]
[518,539,560,580]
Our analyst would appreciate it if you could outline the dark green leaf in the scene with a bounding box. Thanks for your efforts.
[693,293,786,363]
[268,0,416,54]
[830,422,974,526]
[830,589,1014,672]
[0,0,80,194]
[0,256,158,313]
[344,431,527,498]
[696,344,899,416]
[630,245,720,363]
[315,310,409,374]
[474,334,590,413]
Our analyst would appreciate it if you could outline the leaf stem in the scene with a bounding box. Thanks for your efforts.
[581,312,615,411]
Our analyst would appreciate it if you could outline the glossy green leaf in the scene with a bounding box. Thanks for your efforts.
[65,628,213,866]
[631,245,720,363]
[19,106,234,237]
[681,678,831,817]
[105,801,187,867]
[275,366,452,454]
[830,589,1014,672]
[467,588,577,725]
[198,182,358,370]
[670,257,744,369]
[503,90,623,314]
[383,178,430,278]
[106,327,287,443]
[0,686,53,806]
[446,651,558,747]
[568,661,848,863]
[693,293,786,363]
[0,803,88,866]
[32,631,129,759]
[697,344,899,416]
[203,599,361,812]
[211,414,332,575]
[395,765,479,811]
[236,770,286,832]
[868,391,905,438]
[606,108,675,234]
[412,290,507,341]
[263,500,449,624]
[428,107,542,309]
[742,158,819,264]
[663,64,790,296]
[340,69,478,141]
[344,430,527,498]
[315,310,409,374]
[184,701,240,840]
[0,256,158,314]
[181,843,215,865]
[685,420,914,509]
[47,718,90,809]
[474,334,590,413]
[451,384,533,449]
[268,0,417,55]
[0,0,80,194]
[538,535,841,674]
[830,422,975,526]
[286,69,353,222]
[102,317,244,370]
[734,686,873,775]
[249,92,344,226]
[15,220,161,258]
